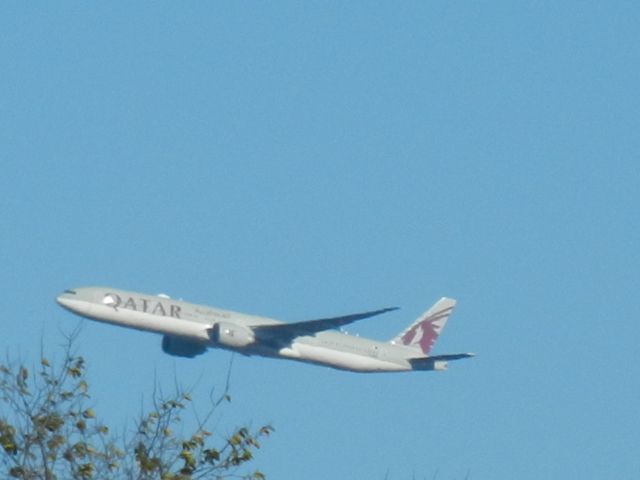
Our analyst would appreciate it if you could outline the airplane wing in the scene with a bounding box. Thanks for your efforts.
[252,307,398,345]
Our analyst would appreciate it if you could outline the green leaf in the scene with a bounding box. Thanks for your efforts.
[76,419,86,432]
[78,462,94,478]
[259,425,274,436]
[9,466,26,478]
[203,448,220,463]
[47,434,65,451]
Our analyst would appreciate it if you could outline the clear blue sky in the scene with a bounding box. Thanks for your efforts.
[1,2,639,479]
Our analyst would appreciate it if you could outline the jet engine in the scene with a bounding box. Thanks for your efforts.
[210,322,255,348]
[162,335,207,358]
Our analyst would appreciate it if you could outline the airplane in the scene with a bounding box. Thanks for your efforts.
[56,287,474,373]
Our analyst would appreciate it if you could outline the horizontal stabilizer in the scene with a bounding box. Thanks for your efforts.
[427,353,475,362]
[409,353,475,371]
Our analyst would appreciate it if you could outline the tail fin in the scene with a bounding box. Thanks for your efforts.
[390,297,456,354]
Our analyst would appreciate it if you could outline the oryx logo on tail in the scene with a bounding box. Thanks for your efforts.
[390,298,456,354]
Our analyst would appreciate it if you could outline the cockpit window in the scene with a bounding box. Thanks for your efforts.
[64,289,77,295]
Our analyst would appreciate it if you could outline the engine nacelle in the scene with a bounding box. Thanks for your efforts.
[162,335,207,358]
[210,322,255,348]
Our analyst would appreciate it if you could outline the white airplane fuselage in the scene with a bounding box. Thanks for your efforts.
[56,287,472,373]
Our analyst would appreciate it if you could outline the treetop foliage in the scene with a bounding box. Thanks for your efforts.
[0,336,272,480]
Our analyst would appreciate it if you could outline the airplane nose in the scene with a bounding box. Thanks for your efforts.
[56,293,74,310]
[56,289,88,315]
